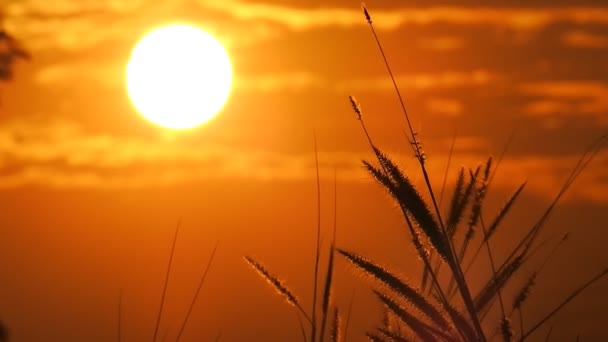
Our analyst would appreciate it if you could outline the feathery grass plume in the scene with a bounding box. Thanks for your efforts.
[446,168,481,298]
[349,95,362,120]
[474,253,525,313]
[244,256,312,324]
[366,332,389,342]
[319,173,339,342]
[481,233,566,326]
[497,135,607,279]
[370,148,450,261]
[423,166,464,292]
[500,317,513,342]
[175,241,219,342]
[330,308,341,342]
[464,182,527,275]
[381,307,392,332]
[470,157,493,228]
[442,301,478,342]
[374,290,451,342]
[358,9,486,332]
[448,167,480,238]
[484,182,526,243]
[319,246,336,342]
[438,167,480,297]
[337,249,450,329]
[523,268,608,339]
[445,168,466,233]
[363,161,399,198]
[378,327,412,342]
[152,222,181,342]
[458,158,492,265]
[362,3,372,24]
[495,234,570,341]
[486,129,517,189]
[363,156,444,304]
[512,233,569,313]
[477,193,509,329]
[350,86,448,326]
[513,273,536,313]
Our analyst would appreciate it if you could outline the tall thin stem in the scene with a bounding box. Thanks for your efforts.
[311,132,322,342]
[362,4,484,339]
[118,289,122,342]
[151,221,181,342]
[175,241,219,342]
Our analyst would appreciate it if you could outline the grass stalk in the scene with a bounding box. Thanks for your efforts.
[343,288,356,342]
[522,268,608,339]
[118,289,123,342]
[151,221,181,342]
[350,98,450,325]
[175,241,219,342]
[479,215,507,320]
[311,132,322,342]
[362,4,485,338]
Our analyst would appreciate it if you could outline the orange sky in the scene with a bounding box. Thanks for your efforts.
[1,1,608,341]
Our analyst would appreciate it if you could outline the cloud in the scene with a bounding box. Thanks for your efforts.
[35,62,497,94]
[234,72,325,92]
[519,81,608,123]
[0,119,606,205]
[35,62,125,87]
[7,1,608,54]
[419,36,465,51]
[201,1,608,31]
[0,118,366,188]
[425,97,464,116]
[340,70,495,93]
[562,30,608,49]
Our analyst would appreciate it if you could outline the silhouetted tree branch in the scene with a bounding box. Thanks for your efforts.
[0,28,30,81]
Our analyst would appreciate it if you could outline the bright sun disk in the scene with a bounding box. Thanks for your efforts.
[126,24,232,129]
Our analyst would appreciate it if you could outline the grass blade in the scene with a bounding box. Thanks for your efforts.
[522,268,608,339]
[175,241,219,342]
[312,132,322,342]
[151,221,180,342]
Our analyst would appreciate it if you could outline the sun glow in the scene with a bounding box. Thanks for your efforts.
[126,24,232,129]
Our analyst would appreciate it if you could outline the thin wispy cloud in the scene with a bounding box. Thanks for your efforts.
[419,36,465,51]
[7,1,608,53]
[339,70,496,95]
[34,64,497,94]
[562,30,608,48]
[201,1,608,31]
[519,81,608,123]
[426,97,464,117]
[0,119,606,204]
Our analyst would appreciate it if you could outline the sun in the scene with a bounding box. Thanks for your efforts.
[126,24,232,129]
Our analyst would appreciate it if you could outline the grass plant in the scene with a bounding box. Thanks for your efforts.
[245,3,608,341]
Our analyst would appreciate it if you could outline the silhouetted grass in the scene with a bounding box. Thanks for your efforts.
[245,3,608,341]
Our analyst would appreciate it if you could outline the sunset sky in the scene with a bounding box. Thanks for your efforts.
[1,0,608,341]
